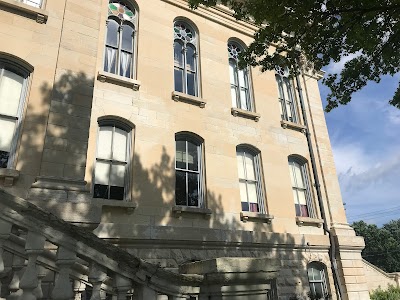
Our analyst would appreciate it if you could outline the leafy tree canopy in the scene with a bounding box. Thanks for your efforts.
[352,220,400,273]
[188,0,400,112]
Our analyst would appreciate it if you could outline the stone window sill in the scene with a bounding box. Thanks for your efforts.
[296,216,324,227]
[171,91,206,108]
[97,70,141,90]
[240,212,274,223]
[231,107,260,122]
[281,120,306,133]
[92,198,137,214]
[0,168,20,187]
[172,205,212,218]
[0,0,48,23]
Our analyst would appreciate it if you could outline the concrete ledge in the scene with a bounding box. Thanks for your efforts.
[231,107,260,122]
[240,212,273,224]
[280,120,306,132]
[172,205,212,218]
[0,168,20,187]
[97,70,141,90]
[296,216,324,227]
[171,91,206,108]
[0,0,48,23]
[31,176,88,192]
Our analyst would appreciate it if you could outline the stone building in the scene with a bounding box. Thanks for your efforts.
[0,0,381,299]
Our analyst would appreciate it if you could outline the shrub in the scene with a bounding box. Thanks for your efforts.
[370,285,400,300]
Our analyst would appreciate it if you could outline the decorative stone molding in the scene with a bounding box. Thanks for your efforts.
[280,120,307,133]
[296,216,324,227]
[240,212,274,224]
[231,107,260,121]
[0,168,20,187]
[0,0,48,23]
[97,70,141,90]
[171,91,206,108]
[298,53,325,81]
[172,205,212,219]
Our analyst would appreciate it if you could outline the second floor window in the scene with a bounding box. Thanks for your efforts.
[276,66,299,123]
[104,1,137,78]
[228,42,253,111]
[173,21,198,96]
[21,0,42,8]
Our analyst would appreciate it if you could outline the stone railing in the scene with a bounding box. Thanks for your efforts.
[0,189,279,299]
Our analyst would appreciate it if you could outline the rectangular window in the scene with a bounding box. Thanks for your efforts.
[21,0,42,8]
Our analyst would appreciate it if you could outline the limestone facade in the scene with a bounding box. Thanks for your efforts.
[0,0,370,299]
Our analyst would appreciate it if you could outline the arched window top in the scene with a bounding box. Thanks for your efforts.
[175,131,203,144]
[174,21,197,45]
[0,52,33,75]
[227,40,246,62]
[275,65,290,78]
[98,115,134,132]
[308,261,326,270]
[108,1,137,24]
[236,144,260,155]
[288,154,308,164]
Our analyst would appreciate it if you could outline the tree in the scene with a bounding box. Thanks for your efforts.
[188,0,400,112]
[352,220,400,272]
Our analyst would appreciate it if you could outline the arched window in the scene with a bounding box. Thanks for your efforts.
[173,21,199,96]
[288,155,315,217]
[275,66,299,123]
[307,262,330,299]
[0,60,30,169]
[236,146,266,213]
[175,133,205,207]
[93,119,133,201]
[228,41,253,111]
[104,1,137,78]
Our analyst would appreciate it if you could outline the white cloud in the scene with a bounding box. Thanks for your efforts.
[323,53,361,74]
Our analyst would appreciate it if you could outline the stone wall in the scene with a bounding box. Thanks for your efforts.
[363,260,399,292]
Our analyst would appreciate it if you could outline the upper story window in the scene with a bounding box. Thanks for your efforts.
[236,146,266,213]
[288,155,315,218]
[104,1,137,79]
[228,41,253,111]
[173,21,199,97]
[175,133,205,207]
[21,0,42,8]
[94,120,133,201]
[307,262,330,299]
[276,66,299,123]
[0,61,30,169]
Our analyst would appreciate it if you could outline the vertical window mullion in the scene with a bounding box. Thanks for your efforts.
[234,65,240,108]
[185,140,189,206]
[117,25,122,76]
[108,126,115,199]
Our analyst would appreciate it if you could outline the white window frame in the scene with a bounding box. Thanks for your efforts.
[288,156,315,218]
[275,66,299,123]
[93,119,133,201]
[104,1,138,79]
[236,146,266,213]
[175,133,205,208]
[307,262,330,299]
[228,41,254,112]
[0,61,30,169]
[173,21,200,97]
[20,0,43,8]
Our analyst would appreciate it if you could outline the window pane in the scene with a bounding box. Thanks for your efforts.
[113,127,128,162]
[300,204,309,217]
[187,141,198,171]
[175,170,186,205]
[229,60,236,85]
[174,68,184,93]
[22,0,41,7]
[104,47,117,74]
[121,25,134,52]
[297,189,307,205]
[238,69,246,88]
[176,140,186,169]
[186,45,196,72]
[97,127,112,159]
[241,201,249,212]
[0,117,16,152]
[94,161,110,185]
[276,75,284,99]
[110,186,124,200]
[249,203,259,213]
[239,181,247,203]
[231,87,237,107]
[294,163,305,188]
[187,172,199,207]
[119,51,132,78]
[286,101,293,120]
[244,152,255,180]
[187,72,196,96]
[247,182,258,204]
[174,42,184,67]
[240,89,248,110]
[295,203,301,216]
[0,70,24,116]
[110,164,125,187]
[106,19,119,48]
[236,152,245,179]
[0,150,9,168]
[93,184,109,199]
[313,283,324,299]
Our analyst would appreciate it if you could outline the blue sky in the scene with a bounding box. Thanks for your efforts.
[319,63,400,226]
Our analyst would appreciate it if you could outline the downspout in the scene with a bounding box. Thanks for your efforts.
[293,59,344,300]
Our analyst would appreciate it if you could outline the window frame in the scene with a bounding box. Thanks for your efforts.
[288,155,315,218]
[275,66,299,123]
[173,20,200,97]
[228,41,254,112]
[174,132,205,208]
[20,0,43,8]
[0,60,30,169]
[307,262,330,299]
[236,145,266,214]
[93,118,133,201]
[103,1,138,79]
